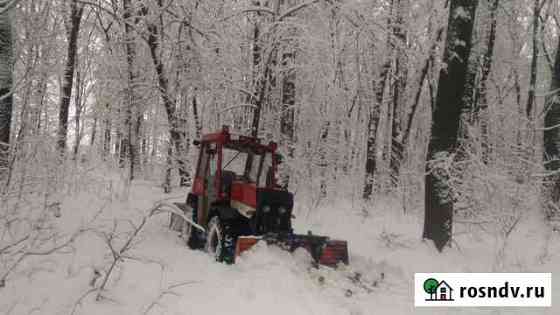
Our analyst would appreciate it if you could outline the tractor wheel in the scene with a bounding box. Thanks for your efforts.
[205,216,236,264]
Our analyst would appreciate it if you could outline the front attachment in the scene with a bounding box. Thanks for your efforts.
[235,233,349,267]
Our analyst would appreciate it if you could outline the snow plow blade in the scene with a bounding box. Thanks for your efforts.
[235,233,349,267]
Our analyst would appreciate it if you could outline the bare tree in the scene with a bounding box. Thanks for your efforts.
[57,0,84,155]
[424,0,479,251]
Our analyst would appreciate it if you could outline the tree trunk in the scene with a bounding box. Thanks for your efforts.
[543,37,560,215]
[250,51,272,139]
[192,93,202,138]
[402,26,445,149]
[123,0,141,180]
[249,2,264,137]
[144,3,190,185]
[103,103,112,159]
[424,0,478,251]
[389,0,409,186]
[90,114,98,147]
[250,1,282,138]
[280,47,296,187]
[363,100,382,199]
[72,71,82,160]
[363,3,394,200]
[163,143,173,193]
[0,4,13,169]
[57,0,83,155]
[526,0,541,120]
[473,0,499,162]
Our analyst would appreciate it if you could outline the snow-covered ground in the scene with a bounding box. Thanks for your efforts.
[2,175,559,315]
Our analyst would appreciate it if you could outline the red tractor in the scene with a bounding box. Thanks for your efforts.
[169,126,348,266]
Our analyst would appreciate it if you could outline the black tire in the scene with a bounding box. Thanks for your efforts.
[205,216,236,264]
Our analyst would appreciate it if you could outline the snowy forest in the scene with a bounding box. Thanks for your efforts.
[1,0,560,314]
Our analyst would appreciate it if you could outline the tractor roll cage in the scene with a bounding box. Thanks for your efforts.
[198,126,277,154]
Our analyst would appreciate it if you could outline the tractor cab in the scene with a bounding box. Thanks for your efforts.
[191,125,283,214]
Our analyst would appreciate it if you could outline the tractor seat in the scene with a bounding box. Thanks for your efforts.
[221,170,236,198]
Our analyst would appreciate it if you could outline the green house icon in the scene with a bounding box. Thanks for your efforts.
[423,278,454,301]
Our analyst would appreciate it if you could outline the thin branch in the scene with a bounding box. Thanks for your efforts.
[218,104,258,114]
[0,235,29,255]
[279,0,321,21]
[221,6,275,22]
[0,0,20,14]
[142,281,199,315]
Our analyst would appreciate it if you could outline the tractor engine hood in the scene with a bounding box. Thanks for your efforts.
[254,189,294,234]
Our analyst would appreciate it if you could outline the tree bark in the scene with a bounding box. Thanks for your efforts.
[424,0,478,251]
[526,0,541,120]
[280,52,295,152]
[249,3,263,137]
[473,0,499,162]
[250,40,272,139]
[543,37,560,215]
[0,4,13,169]
[192,93,201,139]
[57,0,83,155]
[363,3,394,200]
[72,71,83,160]
[389,0,409,186]
[103,103,112,159]
[280,47,296,187]
[90,115,97,147]
[123,0,141,180]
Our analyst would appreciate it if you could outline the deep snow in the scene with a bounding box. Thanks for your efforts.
[1,176,559,315]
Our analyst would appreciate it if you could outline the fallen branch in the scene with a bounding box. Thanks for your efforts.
[94,201,201,301]
[0,227,87,287]
[142,281,199,315]
[69,288,97,315]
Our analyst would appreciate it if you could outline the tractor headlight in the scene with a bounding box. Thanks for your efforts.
[278,206,288,215]
[263,205,271,213]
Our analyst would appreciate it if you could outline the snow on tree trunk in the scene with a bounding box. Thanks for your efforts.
[363,3,394,200]
[57,0,83,155]
[473,0,499,163]
[389,0,409,186]
[424,0,478,252]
